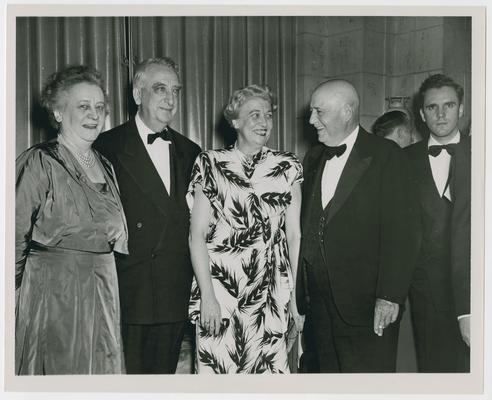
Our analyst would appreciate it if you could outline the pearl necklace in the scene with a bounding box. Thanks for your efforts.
[58,134,96,168]
[74,148,96,168]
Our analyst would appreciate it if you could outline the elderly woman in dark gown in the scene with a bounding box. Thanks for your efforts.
[15,65,128,375]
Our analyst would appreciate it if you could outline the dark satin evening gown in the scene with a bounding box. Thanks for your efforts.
[15,139,128,375]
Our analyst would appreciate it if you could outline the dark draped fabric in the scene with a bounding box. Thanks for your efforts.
[16,17,128,154]
[16,16,298,156]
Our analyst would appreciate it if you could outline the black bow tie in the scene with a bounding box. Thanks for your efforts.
[323,144,347,161]
[147,128,171,145]
[428,144,455,157]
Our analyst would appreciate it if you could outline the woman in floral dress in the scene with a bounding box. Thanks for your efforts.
[187,84,304,373]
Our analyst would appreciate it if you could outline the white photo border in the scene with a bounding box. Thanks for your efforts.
[3,3,487,396]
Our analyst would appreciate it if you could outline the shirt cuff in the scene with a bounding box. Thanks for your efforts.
[457,314,470,321]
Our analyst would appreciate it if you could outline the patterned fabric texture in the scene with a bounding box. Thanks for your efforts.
[187,146,303,374]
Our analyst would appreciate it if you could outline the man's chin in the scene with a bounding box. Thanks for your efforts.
[434,129,455,138]
[317,130,329,139]
[158,110,175,120]
[157,116,173,126]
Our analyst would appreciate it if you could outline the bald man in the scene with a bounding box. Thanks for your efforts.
[296,80,418,372]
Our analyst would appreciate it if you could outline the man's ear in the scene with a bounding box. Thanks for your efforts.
[232,119,239,129]
[458,103,464,119]
[394,126,403,139]
[54,110,62,123]
[342,104,353,123]
[419,108,426,122]
[133,87,141,106]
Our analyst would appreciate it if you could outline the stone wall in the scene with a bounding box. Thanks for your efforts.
[296,16,471,158]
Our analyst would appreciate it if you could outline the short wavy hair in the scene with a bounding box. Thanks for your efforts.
[133,57,180,90]
[372,110,412,138]
[40,65,108,128]
[418,73,464,108]
[223,84,277,126]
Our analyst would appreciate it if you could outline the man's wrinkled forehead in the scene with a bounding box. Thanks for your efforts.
[142,64,180,86]
[311,87,340,110]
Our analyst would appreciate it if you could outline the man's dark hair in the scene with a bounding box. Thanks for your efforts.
[372,110,412,139]
[418,73,464,108]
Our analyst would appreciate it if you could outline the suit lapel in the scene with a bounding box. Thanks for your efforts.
[325,129,372,226]
[449,134,471,202]
[116,119,172,218]
[301,145,325,233]
[167,127,192,198]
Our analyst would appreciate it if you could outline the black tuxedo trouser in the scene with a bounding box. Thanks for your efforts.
[409,268,469,372]
[122,321,186,374]
[306,250,400,373]
[299,314,320,373]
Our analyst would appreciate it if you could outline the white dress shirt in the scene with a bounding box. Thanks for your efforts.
[321,126,359,209]
[428,131,460,201]
[135,112,172,194]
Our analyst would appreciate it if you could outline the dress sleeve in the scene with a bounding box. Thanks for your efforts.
[186,151,218,211]
[108,162,129,256]
[15,148,50,289]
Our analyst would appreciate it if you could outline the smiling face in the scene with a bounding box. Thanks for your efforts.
[420,85,463,143]
[308,85,356,146]
[133,64,181,132]
[54,82,106,146]
[233,97,273,154]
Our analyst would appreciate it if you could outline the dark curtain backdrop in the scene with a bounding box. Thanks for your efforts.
[16,17,128,155]
[16,16,298,157]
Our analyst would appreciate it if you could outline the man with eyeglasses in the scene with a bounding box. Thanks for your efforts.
[96,57,201,374]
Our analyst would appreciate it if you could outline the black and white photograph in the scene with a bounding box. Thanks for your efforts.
[1,2,489,398]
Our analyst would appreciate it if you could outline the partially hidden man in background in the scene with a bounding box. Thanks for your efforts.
[96,57,201,374]
[296,79,418,372]
[405,74,470,372]
[371,109,415,149]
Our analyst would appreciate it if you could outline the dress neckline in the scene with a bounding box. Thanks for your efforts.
[233,145,268,164]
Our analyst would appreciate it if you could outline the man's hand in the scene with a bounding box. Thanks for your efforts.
[458,316,470,347]
[373,298,399,336]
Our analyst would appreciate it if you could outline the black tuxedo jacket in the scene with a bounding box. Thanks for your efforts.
[450,135,471,316]
[297,128,418,326]
[406,135,471,318]
[95,118,201,324]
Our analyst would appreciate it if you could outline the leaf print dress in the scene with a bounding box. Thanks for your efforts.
[187,145,303,374]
